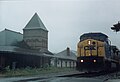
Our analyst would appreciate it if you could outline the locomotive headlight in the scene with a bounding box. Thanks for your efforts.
[80,60,84,62]
[93,60,96,63]
[88,40,91,45]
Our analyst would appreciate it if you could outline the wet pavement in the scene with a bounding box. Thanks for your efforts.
[0,71,120,82]
[0,76,120,82]
[0,77,103,82]
[39,77,103,82]
[106,79,120,82]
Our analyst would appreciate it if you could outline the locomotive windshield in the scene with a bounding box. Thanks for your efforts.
[84,46,96,50]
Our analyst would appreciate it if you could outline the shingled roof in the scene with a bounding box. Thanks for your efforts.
[54,47,77,60]
[23,13,48,31]
[0,29,23,46]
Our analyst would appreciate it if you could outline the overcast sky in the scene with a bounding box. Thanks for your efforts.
[0,0,120,53]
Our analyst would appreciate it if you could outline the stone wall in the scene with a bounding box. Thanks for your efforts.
[23,29,48,52]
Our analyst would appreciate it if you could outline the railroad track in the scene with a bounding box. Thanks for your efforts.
[58,70,119,78]
[13,70,119,82]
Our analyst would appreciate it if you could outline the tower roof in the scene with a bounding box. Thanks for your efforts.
[23,13,48,31]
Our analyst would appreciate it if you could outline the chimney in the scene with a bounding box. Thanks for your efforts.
[67,47,70,56]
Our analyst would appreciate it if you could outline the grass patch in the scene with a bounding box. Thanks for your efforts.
[0,67,76,77]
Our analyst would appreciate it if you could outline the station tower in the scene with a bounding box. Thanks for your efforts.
[23,13,48,52]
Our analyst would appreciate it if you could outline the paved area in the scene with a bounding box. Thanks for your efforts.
[26,77,103,82]
[0,77,103,82]
[1,71,120,82]
[95,72,120,82]
[106,79,120,82]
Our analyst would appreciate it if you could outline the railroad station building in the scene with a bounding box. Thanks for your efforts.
[51,47,77,68]
[0,13,77,69]
[0,13,53,69]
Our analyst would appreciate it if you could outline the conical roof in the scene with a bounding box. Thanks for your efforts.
[23,13,48,31]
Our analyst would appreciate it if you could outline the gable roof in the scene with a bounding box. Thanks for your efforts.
[55,48,77,60]
[23,13,48,31]
[0,29,23,46]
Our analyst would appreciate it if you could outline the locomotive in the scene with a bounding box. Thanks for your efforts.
[76,32,120,72]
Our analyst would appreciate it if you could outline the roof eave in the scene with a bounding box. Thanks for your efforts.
[23,27,48,32]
